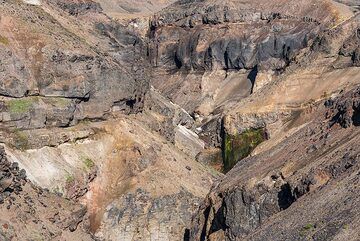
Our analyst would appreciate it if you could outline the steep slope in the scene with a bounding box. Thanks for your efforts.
[147,0,360,240]
[1,0,360,240]
[4,107,217,240]
[0,1,217,240]
[0,146,93,240]
[189,85,360,240]
[94,0,176,19]
[0,0,148,133]
[148,0,355,113]
[147,0,360,169]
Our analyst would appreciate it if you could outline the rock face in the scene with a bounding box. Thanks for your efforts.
[328,88,360,128]
[0,1,218,240]
[94,0,176,18]
[1,0,360,240]
[0,0,149,132]
[148,0,354,114]
[189,86,360,241]
[0,146,93,240]
[175,125,205,158]
[79,118,217,241]
[143,87,196,143]
[0,146,26,199]
[146,1,360,240]
[100,188,202,240]
[47,0,103,15]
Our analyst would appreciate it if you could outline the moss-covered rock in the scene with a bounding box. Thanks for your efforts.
[12,129,30,151]
[6,97,38,114]
[223,128,266,172]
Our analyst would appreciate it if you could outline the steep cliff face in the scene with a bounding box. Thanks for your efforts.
[94,0,176,18]
[0,0,149,133]
[0,1,216,240]
[145,1,360,240]
[148,0,355,114]
[189,85,360,240]
[147,0,360,155]
[1,0,360,240]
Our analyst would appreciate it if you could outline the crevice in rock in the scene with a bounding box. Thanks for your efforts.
[175,51,183,69]
[209,199,228,234]
[112,98,138,114]
[277,183,296,210]
[248,65,258,94]
[224,50,230,70]
[200,206,211,241]
[183,228,190,241]
[222,128,267,173]
[352,105,360,126]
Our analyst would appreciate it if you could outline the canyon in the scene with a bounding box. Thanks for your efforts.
[0,0,359,240]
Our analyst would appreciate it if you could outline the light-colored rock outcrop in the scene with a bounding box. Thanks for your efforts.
[23,0,41,5]
[175,125,205,158]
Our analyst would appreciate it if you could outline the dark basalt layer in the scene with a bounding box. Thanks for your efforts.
[328,86,360,128]
[0,0,149,133]
[146,0,358,116]
[149,10,320,72]
[47,0,103,15]
[0,0,360,240]
[148,0,340,72]
[0,146,27,203]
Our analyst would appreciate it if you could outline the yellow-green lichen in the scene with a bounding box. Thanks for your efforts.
[46,97,71,108]
[0,35,9,45]
[300,223,315,237]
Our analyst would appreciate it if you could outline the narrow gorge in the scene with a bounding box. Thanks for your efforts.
[0,0,359,240]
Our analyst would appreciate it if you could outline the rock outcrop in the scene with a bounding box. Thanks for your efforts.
[189,85,360,241]
[148,0,355,114]
[94,0,176,18]
[0,0,149,132]
[0,145,93,240]
[1,0,360,240]
[0,1,220,240]
[143,1,360,240]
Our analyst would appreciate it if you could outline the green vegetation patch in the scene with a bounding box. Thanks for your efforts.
[13,129,29,151]
[0,35,9,45]
[6,98,38,114]
[300,223,315,237]
[65,173,75,184]
[82,157,95,170]
[303,223,315,230]
[223,128,266,173]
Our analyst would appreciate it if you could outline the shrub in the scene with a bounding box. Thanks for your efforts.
[303,223,314,230]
